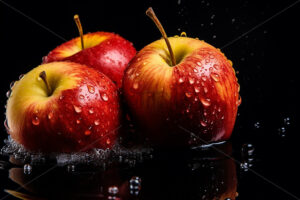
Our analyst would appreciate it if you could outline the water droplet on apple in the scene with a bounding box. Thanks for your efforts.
[106,138,111,145]
[89,108,94,114]
[200,120,207,127]
[32,116,40,126]
[185,92,192,98]
[194,86,200,93]
[133,82,139,90]
[94,119,100,126]
[59,95,64,100]
[203,87,208,93]
[101,93,109,101]
[73,105,82,113]
[193,68,198,73]
[19,74,24,80]
[4,119,10,132]
[180,32,187,37]
[85,129,91,136]
[188,77,195,84]
[201,76,207,81]
[218,107,221,112]
[178,77,185,83]
[213,64,220,70]
[200,98,211,107]
[79,95,84,99]
[135,72,140,77]
[76,119,81,124]
[194,96,198,102]
[48,112,53,120]
[197,61,202,66]
[10,81,15,89]
[186,108,190,113]
[6,90,10,98]
[211,73,220,82]
[87,85,95,94]
[237,96,242,106]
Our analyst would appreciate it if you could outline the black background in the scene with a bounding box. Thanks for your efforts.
[1,0,300,199]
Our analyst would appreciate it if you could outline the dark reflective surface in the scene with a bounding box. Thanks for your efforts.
[1,0,300,199]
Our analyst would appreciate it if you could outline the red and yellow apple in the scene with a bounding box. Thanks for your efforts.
[122,36,240,146]
[43,31,136,88]
[6,61,120,152]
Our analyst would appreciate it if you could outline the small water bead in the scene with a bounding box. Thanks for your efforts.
[24,164,32,174]
[6,90,10,98]
[79,95,84,99]
[200,120,207,127]
[180,32,187,37]
[210,73,220,82]
[87,85,95,94]
[32,116,40,126]
[89,108,94,114]
[254,121,261,129]
[133,82,139,90]
[200,98,211,107]
[73,105,82,113]
[84,129,91,136]
[240,162,249,171]
[193,68,198,73]
[59,95,64,100]
[201,76,207,81]
[106,138,111,145]
[67,164,75,172]
[101,93,109,101]
[48,112,53,120]
[185,92,192,98]
[108,186,119,195]
[194,86,200,93]
[10,81,16,89]
[4,119,9,132]
[178,77,185,83]
[76,119,81,124]
[203,87,208,93]
[188,77,195,84]
[283,117,291,126]
[94,119,100,126]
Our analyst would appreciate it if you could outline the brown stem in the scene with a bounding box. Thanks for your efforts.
[146,7,176,66]
[39,71,52,96]
[74,14,84,50]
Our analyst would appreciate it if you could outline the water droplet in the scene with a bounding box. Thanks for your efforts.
[278,127,286,137]
[106,138,111,145]
[24,164,32,174]
[240,162,249,171]
[180,32,187,37]
[203,87,208,93]
[6,91,10,98]
[188,77,195,84]
[200,120,207,127]
[10,81,15,89]
[108,186,119,195]
[79,95,84,99]
[213,64,220,70]
[193,68,198,73]
[237,96,242,106]
[194,96,198,102]
[89,108,94,114]
[283,117,291,126]
[197,61,202,66]
[4,119,9,132]
[73,105,82,113]
[94,119,100,126]
[200,98,211,107]
[67,164,75,172]
[19,74,24,80]
[101,93,109,101]
[254,121,261,129]
[201,76,207,81]
[32,116,40,125]
[185,92,192,98]
[211,73,220,82]
[178,77,184,83]
[135,72,140,77]
[76,119,81,124]
[194,86,200,93]
[130,176,142,191]
[133,82,139,90]
[85,129,91,136]
[87,85,95,94]
[59,95,64,100]
[48,112,53,120]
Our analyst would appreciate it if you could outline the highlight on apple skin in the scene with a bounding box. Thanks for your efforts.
[43,32,136,88]
[6,61,121,152]
[122,36,241,147]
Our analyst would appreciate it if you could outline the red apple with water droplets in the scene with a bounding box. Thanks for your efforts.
[6,62,120,152]
[122,8,240,146]
[43,15,136,88]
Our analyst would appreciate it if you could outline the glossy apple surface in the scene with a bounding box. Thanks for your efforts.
[43,32,136,88]
[123,37,240,146]
[6,62,120,152]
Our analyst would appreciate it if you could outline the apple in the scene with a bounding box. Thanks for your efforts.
[6,61,120,152]
[42,15,136,89]
[122,8,240,146]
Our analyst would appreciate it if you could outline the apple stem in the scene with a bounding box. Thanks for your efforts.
[74,14,84,50]
[39,71,52,96]
[146,7,176,66]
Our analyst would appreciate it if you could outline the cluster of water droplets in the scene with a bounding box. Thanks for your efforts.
[240,143,255,172]
[277,117,291,138]
[0,136,153,171]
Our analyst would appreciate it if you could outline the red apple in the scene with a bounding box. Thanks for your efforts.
[43,31,136,88]
[6,61,120,152]
[122,8,240,147]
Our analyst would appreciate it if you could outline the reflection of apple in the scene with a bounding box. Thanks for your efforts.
[43,18,136,88]
[6,62,120,152]
[123,8,240,146]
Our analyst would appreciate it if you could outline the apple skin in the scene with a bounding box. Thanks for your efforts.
[122,37,240,147]
[43,32,136,88]
[6,62,120,152]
